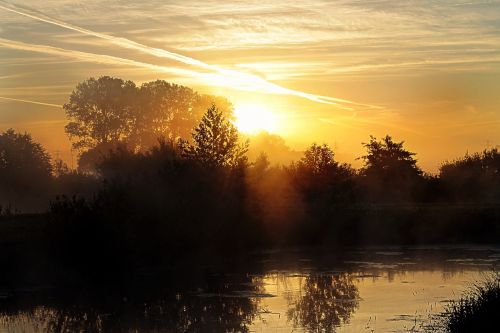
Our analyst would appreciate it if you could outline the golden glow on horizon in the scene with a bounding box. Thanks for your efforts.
[233,103,279,134]
[0,1,499,172]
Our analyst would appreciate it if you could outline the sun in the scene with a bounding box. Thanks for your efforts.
[233,103,279,134]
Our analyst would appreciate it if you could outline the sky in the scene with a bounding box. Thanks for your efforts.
[1,0,500,172]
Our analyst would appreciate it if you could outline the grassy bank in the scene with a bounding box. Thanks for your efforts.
[442,275,500,332]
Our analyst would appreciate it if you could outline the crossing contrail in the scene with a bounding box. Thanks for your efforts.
[0,95,62,108]
[0,37,206,79]
[0,1,381,109]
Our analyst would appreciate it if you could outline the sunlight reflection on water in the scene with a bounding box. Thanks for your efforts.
[0,246,498,333]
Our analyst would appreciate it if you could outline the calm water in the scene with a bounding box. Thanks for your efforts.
[1,246,499,333]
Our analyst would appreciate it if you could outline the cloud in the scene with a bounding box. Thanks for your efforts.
[0,1,380,109]
[0,37,207,78]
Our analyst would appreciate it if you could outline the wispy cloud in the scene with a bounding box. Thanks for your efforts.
[0,37,203,76]
[0,1,380,109]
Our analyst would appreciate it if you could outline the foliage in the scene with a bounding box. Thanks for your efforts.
[360,135,421,176]
[132,80,233,148]
[359,135,423,202]
[290,143,356,203]
[64,77,234,154]
[64,76,138,150]
[0,129,52,179]
[443,275,500,332]
[180,104,248,168]
[440,148,500,202]
[4,78,500,256]
[0,129,52,211]
[297,143,337,175]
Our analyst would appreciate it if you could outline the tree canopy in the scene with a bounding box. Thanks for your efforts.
[359,135,422,202]
[360,135,421,176]
[0,129,52,210]
[0,129,52,181]
[297,143,338,175]
[64,76,137,150]
[290,143,355,203]
[180,104,248,168]
[440,148,500,202]
[64,77,234,155]
[133,80,233,148]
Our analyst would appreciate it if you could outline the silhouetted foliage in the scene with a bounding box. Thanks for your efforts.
[180,104,248,169]
[132,80,234,148]
[443,275,500,333]
[287,144,358,245]
[252,152,271,177]
[65,77,234,155]
[440,148,500,203]
[64,76,138,150]
[0,129,52,211]
[359,135,423,202]
[2,80,500,298]
[291,144,355,197]
[76,141,134,174]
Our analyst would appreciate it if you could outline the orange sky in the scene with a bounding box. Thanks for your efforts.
[1,1,500,172]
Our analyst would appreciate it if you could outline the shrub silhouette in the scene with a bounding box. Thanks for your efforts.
[0,129,52,211]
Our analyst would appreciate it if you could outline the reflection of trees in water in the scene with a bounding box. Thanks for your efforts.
[0,275,263,333]
[287,273,359,332]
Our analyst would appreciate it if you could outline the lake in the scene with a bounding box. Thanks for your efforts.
[1,246,498,332]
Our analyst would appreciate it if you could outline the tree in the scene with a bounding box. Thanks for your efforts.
[132,80,234,148]
[0,129,52,209]
[180,104,248,168]
[297,143,338,175]
[0,129,52,181]
[359,135,422,201]
[360,135,420,175]
[439,148,500,202]
[64,76,137,150]
[252,152,271,176]
[290,143,355,202]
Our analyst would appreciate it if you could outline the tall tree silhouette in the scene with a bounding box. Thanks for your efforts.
[64,76,137,150]
[359,135,422,202]
[180,105,248,168]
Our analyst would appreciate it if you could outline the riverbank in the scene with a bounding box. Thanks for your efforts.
[441,275,500,332]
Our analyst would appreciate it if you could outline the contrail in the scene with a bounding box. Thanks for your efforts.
[2,36,348,105]
[0,1,380,109]
[0,95,62,108]
[0,39,354,110]
[1,37,332,103]
[0,37,210,80]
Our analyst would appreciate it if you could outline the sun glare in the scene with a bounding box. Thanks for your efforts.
[233,104,279,134]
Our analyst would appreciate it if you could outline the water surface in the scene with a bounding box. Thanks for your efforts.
[1,246,498,332]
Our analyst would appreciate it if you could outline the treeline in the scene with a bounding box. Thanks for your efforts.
[1,77,500,276]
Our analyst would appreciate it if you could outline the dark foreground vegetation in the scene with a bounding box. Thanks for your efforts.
[441,275,500,332]
[1,76,499,287]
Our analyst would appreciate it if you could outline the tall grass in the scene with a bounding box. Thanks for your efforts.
[444,274,500,332]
